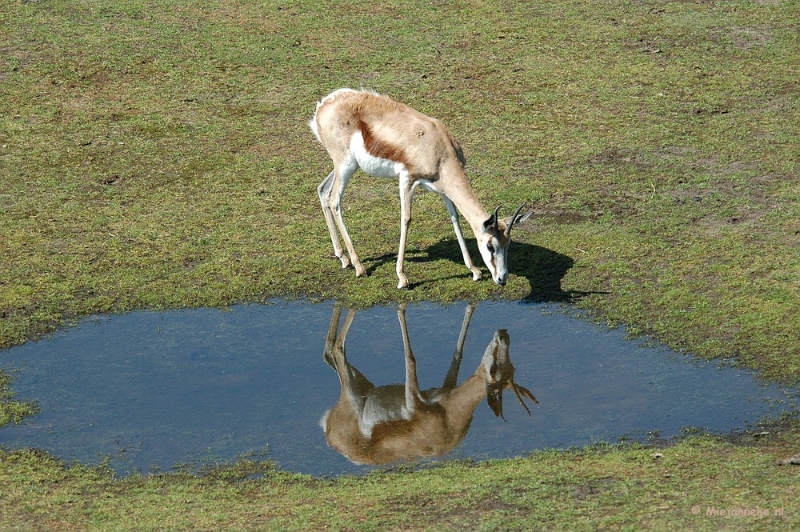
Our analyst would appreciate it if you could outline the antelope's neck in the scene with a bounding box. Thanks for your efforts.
[439,370,489,429]
[438,164,489,235]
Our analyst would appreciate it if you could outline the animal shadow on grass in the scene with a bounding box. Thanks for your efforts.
[368,238,599,302]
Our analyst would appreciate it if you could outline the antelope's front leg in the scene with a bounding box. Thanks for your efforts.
[396,178,414,289]
[443,197,481,281]
[397,303,423,409]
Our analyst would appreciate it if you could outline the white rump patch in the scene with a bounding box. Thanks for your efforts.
[319,409,331,430]
[308,117,322,143]
[309,88,360,143]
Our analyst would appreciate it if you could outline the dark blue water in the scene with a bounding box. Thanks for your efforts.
[0,301,796,476]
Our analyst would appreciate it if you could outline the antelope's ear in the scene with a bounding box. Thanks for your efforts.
[506,209,533,226]
[486,385,507,421]
[503,203,533,235]
[482,205,502,233]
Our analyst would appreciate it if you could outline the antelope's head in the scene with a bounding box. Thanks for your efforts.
[479,204,531,286]
[481,329,538,421]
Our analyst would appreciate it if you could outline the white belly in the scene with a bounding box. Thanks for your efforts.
[350,131,407,178]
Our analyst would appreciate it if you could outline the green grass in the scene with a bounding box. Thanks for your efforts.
[1,0,799,529]
[0,369,39,426]
[2,428,799,531]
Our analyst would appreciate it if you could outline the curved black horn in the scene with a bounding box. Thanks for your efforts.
[492,205,502,225]
[506,203,527,235]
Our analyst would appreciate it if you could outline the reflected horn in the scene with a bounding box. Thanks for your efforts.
[487,382,538,422]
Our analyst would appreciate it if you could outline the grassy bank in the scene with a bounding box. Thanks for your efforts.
[1,0,798,529]
[1,427,799,531]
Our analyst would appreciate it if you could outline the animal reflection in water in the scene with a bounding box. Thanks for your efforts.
[320,303,538,465]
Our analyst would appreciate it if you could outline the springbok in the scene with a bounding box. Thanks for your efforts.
[309,88,532,288]
[320,304,538,465]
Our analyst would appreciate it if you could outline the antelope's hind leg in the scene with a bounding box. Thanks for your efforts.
[318,170,350,269]
[328,164,367,277]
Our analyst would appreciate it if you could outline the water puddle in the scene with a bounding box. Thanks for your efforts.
[0,301,797,477]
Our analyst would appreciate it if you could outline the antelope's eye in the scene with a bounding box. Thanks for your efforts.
[486,243,495,254]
